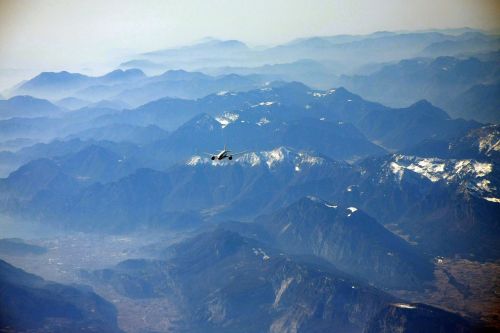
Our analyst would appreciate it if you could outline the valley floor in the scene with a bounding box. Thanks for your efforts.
[0,232,189,332]
[393,258,500,328]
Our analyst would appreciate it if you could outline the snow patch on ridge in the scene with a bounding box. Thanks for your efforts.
[257,117,270,126]
[387,154,498,201]
[186,156,203,166]
[251,101,276,107]
[215,112,239,128]
[310,89,336,98]
[346,207,358,217]
[394,303,416,309]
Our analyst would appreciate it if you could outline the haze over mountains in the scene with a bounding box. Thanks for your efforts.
[0,27,499,333]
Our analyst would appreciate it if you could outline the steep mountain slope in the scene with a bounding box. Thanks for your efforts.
[257,197,434,290]
[447,82,500,123]
[0,259,122,333]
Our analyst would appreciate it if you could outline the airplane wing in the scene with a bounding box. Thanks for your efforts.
[231,151,249,156]
[202,152,215,156]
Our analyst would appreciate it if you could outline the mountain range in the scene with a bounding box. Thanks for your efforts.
[12,68,265,108]
[83,229,472,333]
[0,82,481,177]
[337,56,500,123]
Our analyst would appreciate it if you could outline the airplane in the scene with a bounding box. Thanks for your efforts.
[205,145,247,161]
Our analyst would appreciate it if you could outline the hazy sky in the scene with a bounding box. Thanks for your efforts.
[0,0,499,88]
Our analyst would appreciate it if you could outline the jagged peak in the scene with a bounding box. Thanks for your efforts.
[386,154,497,202]
[410,99,434,108]
[404,99,450,119]
[101,68,145,80]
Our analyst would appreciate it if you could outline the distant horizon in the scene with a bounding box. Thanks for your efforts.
[1,0,499,86]
[1,24,498,94]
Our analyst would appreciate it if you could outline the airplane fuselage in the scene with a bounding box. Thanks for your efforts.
[212,150,232,160]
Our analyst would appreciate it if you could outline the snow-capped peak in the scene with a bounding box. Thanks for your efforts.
[346,207,358,217]
[215,112,239,128]
[257,117,270,126]
[187,156,203,166]
[262,148,286,168]
[389,155,493,183]
[251,101,277,108]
